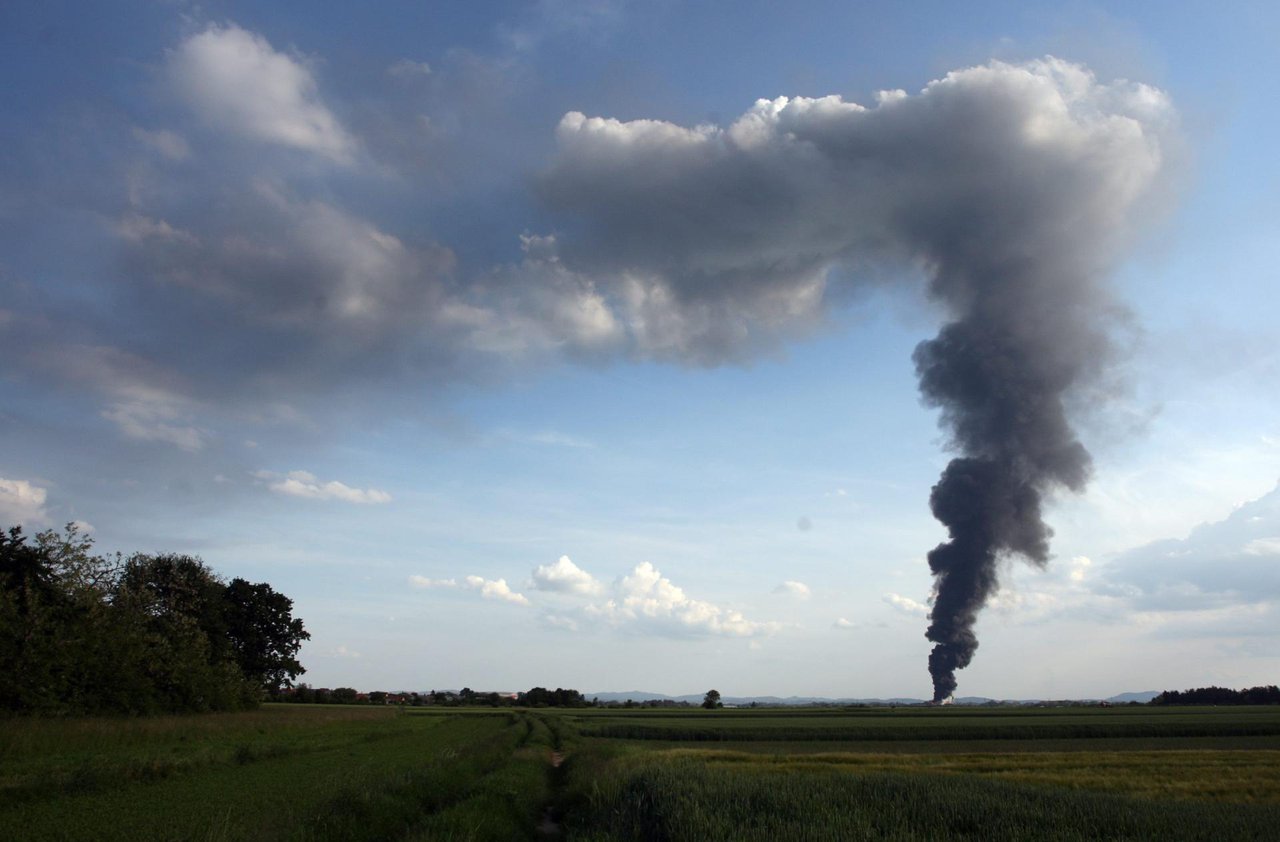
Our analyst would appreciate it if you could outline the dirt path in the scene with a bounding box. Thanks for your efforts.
[536,749,568,837]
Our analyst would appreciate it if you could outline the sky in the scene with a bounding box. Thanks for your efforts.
[1,0,1278,700]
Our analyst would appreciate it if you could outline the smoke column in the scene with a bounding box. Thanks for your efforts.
[915,300,1096,701]
[538,58,1176,699]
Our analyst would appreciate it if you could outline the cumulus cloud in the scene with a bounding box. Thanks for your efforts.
[585,561,779,637]
[169,23,355,162]
[531,555,604,595]
[0,478,49,526]
[1098,481,1280,610]
[119,185,458,338]
[883,592,929,617]
[773,580,811,599]
[262,470,392,504]
[464,575,530,605]
[537,57,1175,363]
[409,575,457,589]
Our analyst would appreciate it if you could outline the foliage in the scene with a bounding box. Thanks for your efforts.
[0,523,307,716]
[222,578,308,692]
[1153,685,1280,705]
[702,689,722,709]
[520,686,586,707]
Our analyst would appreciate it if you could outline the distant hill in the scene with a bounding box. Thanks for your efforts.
[1106,691,1161,704]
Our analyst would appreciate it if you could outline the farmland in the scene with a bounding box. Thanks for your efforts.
[3,704,1280,839]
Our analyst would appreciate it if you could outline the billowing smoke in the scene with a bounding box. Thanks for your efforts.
[537,58,1175,697]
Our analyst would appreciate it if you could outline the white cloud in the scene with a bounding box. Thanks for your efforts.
[132,127,190,160]
[531,555,604,595]
[883,592,929,617]
[1069,555,1093,583]
[331,645,361,658]
[499,0,627,52]
[773,580,811,599]
[409,575,456,589]
[586,561,779,637]
[833,617,856,629]
[542,614,580,632]
[1098,480,1280,611]
[121,186,458,338]
[102,401,206,451]
[1243,538,1280,556]
[37,344,207,451]
[265,470,392,504]
[464,575,530,606]
[170,23,355,162]
[387,58,432,79]
[0,478,49,526]
[114,214,198,245]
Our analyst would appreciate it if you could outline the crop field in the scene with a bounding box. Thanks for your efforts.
[560,706,1280,840]
[3,704,1280,840]
[0,705,556,840]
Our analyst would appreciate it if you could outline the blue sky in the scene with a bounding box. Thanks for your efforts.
[2,1,1278,699]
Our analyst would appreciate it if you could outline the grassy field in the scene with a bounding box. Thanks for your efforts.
[3,704,1280,839]
[0,705,555,840]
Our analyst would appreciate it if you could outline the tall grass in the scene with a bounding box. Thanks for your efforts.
[563,751,1280,841]
[0,706,555,840]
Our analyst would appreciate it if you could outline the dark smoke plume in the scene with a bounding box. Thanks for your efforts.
[537,58,1176,698]
[915,305,1095,700]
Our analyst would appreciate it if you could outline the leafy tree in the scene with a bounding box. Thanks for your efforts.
[702,689,722,709]
[35,522,122,598]
[0,527,67,711]
[1,523,307,716]
[223,578,309,693]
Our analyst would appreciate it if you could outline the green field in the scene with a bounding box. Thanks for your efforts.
[3,704,1279,840]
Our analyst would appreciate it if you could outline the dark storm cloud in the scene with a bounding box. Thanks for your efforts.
[537,58,1176,697]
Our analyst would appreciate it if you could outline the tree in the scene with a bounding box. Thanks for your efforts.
[223,578,309,693]
[0,527,67,711]
[2,526,308,716]
[702,689,722,709]
[35,522,122,598]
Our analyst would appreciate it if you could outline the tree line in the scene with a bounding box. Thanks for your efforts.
[0,524,308,715]
[1151,685,1280,706]
[278,685,590,707]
